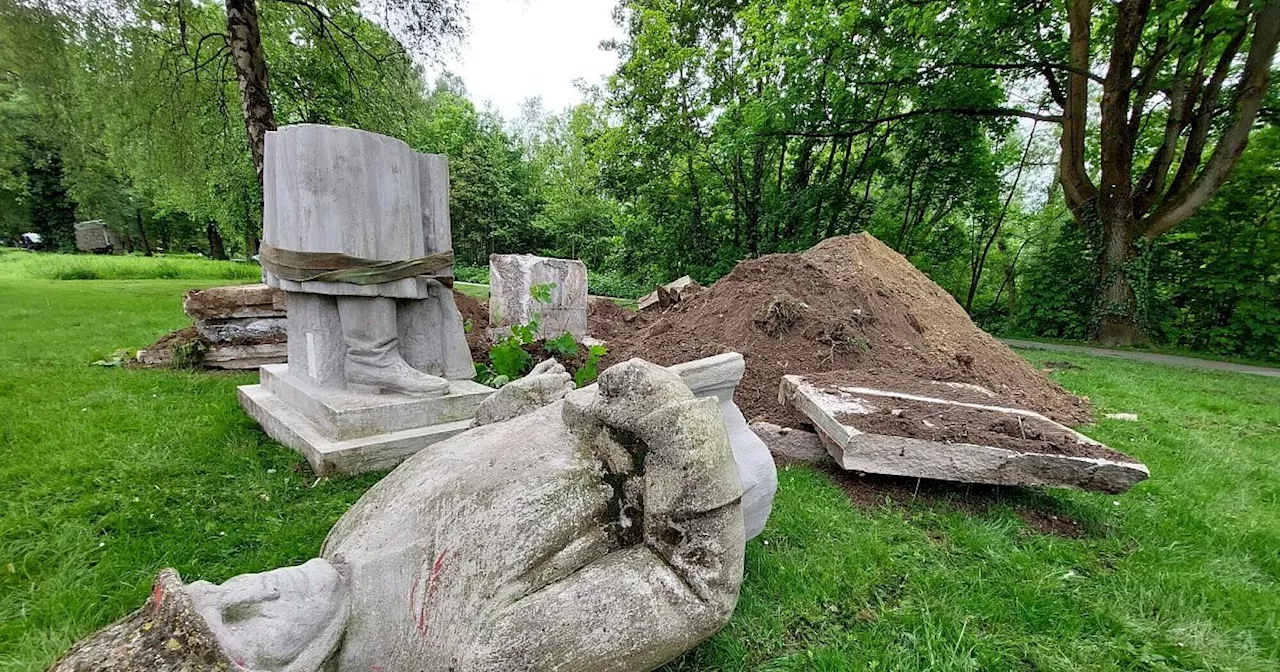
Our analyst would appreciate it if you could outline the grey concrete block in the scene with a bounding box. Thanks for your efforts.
[238,384,474,475]
[749,422,830,464]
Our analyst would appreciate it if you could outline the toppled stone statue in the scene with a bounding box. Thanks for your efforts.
[55,358,746,672]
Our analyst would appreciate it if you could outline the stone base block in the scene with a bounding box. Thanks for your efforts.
[257,364,491,440]
[238,383,477,475]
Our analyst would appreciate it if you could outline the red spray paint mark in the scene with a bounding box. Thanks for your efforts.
[150,581,165,613]
[410,548,450,637]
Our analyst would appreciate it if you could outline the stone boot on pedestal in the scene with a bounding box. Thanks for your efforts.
[337,296,449,396]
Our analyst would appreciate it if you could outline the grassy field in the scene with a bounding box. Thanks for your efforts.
[0,247,261,281]
[1,268,1278,670]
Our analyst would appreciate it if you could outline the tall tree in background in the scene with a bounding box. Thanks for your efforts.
[224,0,465,179]
[219,0,466,252]
[1054,0,1280,344]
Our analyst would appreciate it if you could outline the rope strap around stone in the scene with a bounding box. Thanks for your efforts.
[259,243,455,287]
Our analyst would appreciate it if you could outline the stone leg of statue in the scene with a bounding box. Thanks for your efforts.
[336,295,449,396]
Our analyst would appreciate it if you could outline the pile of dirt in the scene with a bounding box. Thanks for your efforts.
[602,233,1091,427]
[588,298,651,342]
[454,291,491,364]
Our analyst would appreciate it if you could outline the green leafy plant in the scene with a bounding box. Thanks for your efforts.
[91,349,132,367]
[530,282,556,304]
[574,344,608,388]
[544,332,579,358]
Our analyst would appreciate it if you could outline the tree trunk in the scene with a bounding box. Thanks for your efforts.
[135,210,153,256]
[242,187,259,257]
[1094,214,1146,345]
[226,0,277,184]
[207,222,228,260]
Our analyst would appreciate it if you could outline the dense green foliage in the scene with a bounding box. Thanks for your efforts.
[3,270,1279,670]
[1,0,1277,357]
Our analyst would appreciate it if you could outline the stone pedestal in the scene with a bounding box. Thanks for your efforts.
[489,254,588,339]
[239,366,492,474]
[239,124,491,473]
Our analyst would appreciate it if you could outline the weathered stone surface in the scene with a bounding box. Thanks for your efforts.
[186,559,347,671]
[665,353,777,540]
[472,352,777,541]
[204,343,288,370]
[750,421,830,465]
[489,254,588,339]
[67,359,747,672]
[240,364,492,474]
[241,124,488,462]
[196,317,287,344]
[50,569,235,671]
[184,284,286,321]
[472,359,576,427]
[261,124,472,391]
[779,375,1150,493]
[73,220,121,254]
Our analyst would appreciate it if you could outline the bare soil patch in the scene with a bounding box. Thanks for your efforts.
[835,398,1126,461]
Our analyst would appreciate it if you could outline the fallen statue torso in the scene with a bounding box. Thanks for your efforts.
[52,359,750,672]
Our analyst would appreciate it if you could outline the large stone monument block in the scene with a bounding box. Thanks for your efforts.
[489,253,588,339]
[239,124,492,474]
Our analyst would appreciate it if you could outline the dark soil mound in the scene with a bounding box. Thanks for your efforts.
[454,291,490,364]
[589,298,652,342]
[602,233,1091,426]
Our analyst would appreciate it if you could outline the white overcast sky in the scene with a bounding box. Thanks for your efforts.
[436,0,624,120]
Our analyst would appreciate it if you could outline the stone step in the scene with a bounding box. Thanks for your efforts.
[239,384,473,475]
[259,364,492,440]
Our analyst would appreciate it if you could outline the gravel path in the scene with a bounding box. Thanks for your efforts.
[1001,339,1280,378]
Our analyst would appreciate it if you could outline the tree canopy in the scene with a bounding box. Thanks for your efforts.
[2,0,1277,359]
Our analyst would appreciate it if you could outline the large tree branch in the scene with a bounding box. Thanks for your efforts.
[769,107,1061,139]
[1144,0,1280,239]
[1160,26,1247,209]
[1132,43,1197,216]
[1097,0,1153,220]
[1059,0,1096,211]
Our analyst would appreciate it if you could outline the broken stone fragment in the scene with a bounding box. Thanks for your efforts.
[489,254,588,340]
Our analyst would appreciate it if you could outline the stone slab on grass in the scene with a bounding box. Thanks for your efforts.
[779,374,1149,493]
[489,254,587,339]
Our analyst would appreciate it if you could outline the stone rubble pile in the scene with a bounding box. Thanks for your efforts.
[136,284,288,370]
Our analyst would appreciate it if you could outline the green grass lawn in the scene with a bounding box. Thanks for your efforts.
[1,272,1277,671]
